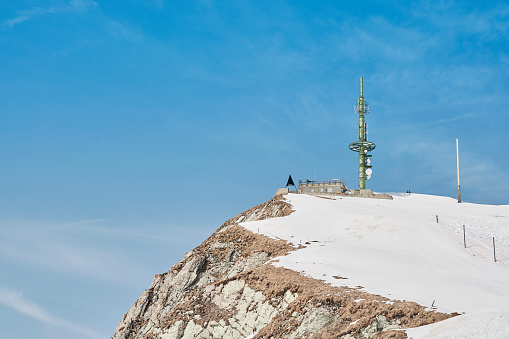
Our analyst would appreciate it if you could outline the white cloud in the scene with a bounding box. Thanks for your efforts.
[0,288,55,324]
[2,0,98,29]
[3,15,32,27]
[69,0,98,11]
[154,0,165,9]
[3,6,57,28]
[333,16,436,64]
[0,218,190,288]
[421,112,476,126]
[0,288,100,338]
[0,232,132,286]
[107,21,145,43]
[34,218,106,234]
[412,3,509,40]
[460,155,509,205]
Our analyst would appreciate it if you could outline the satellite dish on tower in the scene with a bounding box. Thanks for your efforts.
[366,168,372,179]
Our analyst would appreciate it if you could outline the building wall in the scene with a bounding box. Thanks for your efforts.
[299,182,347,195]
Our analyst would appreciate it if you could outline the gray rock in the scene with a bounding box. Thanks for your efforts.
[291,307,338,338]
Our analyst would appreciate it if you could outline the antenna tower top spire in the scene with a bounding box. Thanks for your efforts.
[349,77,376,190]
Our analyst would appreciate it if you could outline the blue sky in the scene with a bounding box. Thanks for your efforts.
[1,0,508,338]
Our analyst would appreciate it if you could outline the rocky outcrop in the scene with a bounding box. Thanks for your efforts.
[154,278,298,338]
[111,195,295,339]
[111,195,457,339]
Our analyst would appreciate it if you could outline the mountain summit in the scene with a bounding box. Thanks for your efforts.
[111,193,509,338]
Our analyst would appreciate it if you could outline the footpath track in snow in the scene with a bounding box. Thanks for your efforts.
[240,193,509,339]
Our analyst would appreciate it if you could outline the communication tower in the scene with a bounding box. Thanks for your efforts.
[349,77,376,190]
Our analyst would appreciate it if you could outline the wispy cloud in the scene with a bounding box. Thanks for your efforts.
[0,231,134,286]
[0,288,55,324]
[34,218,106,234]
[83,225,201,243]
[421,112,476,126]
[413,3,509,41]
[69,0,98,11]
[0,288,100,338]
[333,16,436,64]
[2,0,98,29]
[460,155,509,205]
[154,0,165,9]
[107,20,145,43]
[0,218,198,287]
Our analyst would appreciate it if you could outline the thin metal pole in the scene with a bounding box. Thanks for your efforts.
[457,139,461,203]
[463,225,466,248]
[493,237,496,262]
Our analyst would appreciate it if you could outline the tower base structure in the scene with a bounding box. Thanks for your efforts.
[276,180,392,200]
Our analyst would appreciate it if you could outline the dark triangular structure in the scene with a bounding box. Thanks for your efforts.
[286,175,295,187]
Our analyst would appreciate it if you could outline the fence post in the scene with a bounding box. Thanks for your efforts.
[463,225,466,248]
[493,237,496,262]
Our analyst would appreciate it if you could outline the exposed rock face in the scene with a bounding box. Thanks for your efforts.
[111,195,456,339]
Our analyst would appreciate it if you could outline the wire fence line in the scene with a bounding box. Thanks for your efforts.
[437,216,509,266]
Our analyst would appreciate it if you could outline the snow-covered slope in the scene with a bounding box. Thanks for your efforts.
[241,193,509,338]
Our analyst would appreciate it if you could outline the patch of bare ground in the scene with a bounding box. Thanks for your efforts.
[227,265,458,339]
[333,275,348,280]
[199,224,294,267]
[160,289,236,329]
[165,194,295,277]
[370,330,407,339]
[157,225,297,330]
[153,195,295,285]
[316,196,335,200]
[218,194,295,231]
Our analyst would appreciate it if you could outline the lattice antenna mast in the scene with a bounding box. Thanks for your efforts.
[349,77,376,190]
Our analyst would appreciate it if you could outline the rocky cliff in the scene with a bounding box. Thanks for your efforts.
[110,195,456,339]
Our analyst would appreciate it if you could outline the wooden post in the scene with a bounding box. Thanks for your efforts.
[457,139,461,203]
[463,225,466,248]
[493,237,496,262]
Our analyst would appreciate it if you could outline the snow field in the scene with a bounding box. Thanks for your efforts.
[240,193,509,338]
